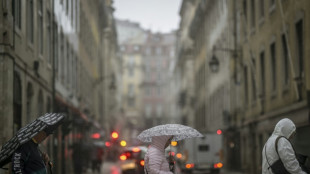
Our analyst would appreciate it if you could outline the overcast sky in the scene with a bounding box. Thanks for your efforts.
[113,0,182,33]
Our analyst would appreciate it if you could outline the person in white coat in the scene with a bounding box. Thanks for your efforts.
[144,135,173,174]
[262,118,306,174]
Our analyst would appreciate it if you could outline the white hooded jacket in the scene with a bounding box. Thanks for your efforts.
[262,118,306,174]
[144,136,173,174]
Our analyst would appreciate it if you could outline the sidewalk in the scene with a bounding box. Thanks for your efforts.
[220,169,245,174]
[100,161,121,174]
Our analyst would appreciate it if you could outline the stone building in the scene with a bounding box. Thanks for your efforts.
[0,0,118,173]
[188,0,240,170]
[142,31,177,127]
[175,0,199,128]
[238,0,310,173]
[177,0,310,173]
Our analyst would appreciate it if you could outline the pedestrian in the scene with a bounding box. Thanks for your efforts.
[72,142,83,174]
[262,118,307,174]
[12,130,52,174]
[144,135,174,174]
[91,146,104,173]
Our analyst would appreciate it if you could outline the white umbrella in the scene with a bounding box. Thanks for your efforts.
[137,124,203,142]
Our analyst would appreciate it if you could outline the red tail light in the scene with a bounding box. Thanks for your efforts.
[140,160,145,166]
[185,163,194,169]
[214,162,223,168]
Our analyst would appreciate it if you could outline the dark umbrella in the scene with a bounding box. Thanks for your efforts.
[0,113,66,168]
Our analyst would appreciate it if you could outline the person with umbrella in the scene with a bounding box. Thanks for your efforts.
[0,113,65,174]
[12,129,52,174]
[137,124,203,174]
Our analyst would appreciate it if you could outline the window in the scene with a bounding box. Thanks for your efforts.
[270,42,276,91]
[251,58,256,101]
[71,52,75,90]
[156,105,162,117]
[128,97,135,107]
[128,84,134,97]
[199,145,209,151]
[13,72,22,134]
[145,105,151,118]
[281,34,289,85]
[27,0,34,43]
[295,19,304,78]
[75,56,79,92]
[244,66,249,105]
[46,97,51,112]
[66,0,69,14]
[243,0,247,21]
[251,0,256,28]
[54,23,59,76]
[134,45,140,51]
[47,12,52,64]
[260,51,265,97]
[60,32,64,82]
[129,65,134,77]
[75,0,79,29]
[120,46,125,52]
[170,50,175,58]
[38,90,44,115]
[259,0,264,18]
[26,83,33,122]
[38,0,43,54]
[66,42,70,86]
[71,0,74,26]
[156,47,162,55]
[157,87,161,96]
[14,0,22,29]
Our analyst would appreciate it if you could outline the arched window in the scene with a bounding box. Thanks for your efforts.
[27,82,33,122]
[38,90,44,115]
[13,72,22,133]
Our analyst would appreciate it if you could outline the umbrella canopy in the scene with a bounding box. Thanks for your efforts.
[0,113,65,167]
[137,124,203,142]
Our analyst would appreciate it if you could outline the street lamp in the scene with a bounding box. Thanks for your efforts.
[209,46,240,72]
[209,54,220,73]
[209,46,241,85]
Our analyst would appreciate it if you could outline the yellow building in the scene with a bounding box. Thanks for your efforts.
[116,19,146,145]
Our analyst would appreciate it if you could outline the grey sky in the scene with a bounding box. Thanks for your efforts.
[113,0,182,33]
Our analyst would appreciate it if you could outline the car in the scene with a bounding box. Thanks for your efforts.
[118,146,147,174]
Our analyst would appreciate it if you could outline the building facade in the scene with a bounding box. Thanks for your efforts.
[0,0,118,173]
[142,31,177,128]
[238,0,310,173]
[175,0,199,128]
[116,19,146,145]
[177,0,310,173]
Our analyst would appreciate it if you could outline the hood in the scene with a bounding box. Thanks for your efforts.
[272,118,296,139]
[151,135,172,151]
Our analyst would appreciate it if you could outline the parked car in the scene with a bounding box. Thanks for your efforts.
[118,146,147,174]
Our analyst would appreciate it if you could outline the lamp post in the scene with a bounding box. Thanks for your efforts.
[209,54,220,73]
[209,46,240,82]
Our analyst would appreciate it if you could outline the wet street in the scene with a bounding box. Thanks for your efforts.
[84,161,244,174]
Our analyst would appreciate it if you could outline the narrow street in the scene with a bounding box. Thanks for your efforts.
[81,161,245,174]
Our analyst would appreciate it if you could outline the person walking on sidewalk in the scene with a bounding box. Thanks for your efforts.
[12,130,52,174]
[144,135,174,174]
[262,118,307,174]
